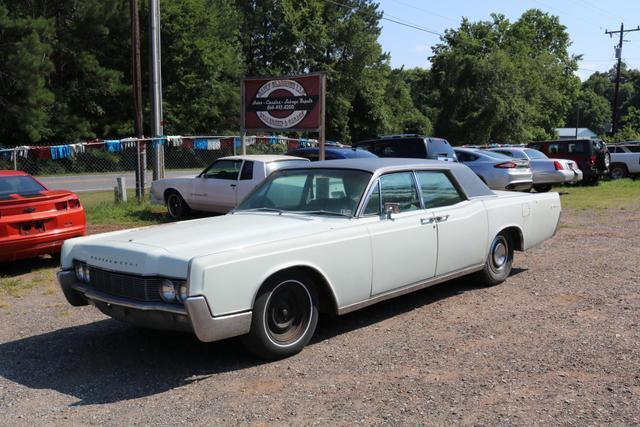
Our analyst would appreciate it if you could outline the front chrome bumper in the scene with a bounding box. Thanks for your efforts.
[57,270,252,342]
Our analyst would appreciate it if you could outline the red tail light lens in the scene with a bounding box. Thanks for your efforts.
[68,199,80,209]
[590,156,597,166]
[55,201,68,210]
[554,161,564,170]
[494,161,517,168]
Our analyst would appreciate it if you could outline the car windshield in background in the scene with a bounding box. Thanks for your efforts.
[523,148,547,159]
[237,168,372,217]
[0,176,46,197]
[480,151,512,160]
[266,159,309,175]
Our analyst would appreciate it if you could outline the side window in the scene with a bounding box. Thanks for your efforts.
[240,161,254,180]
[204,160,242,180]
[607,146,617,154]
[363,181,381,216]
[379,172,421,213]
[547,143,564,154]
[416,171,464,209]
[567,142,585,154]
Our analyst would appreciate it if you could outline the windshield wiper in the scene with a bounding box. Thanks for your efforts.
[293,210,351,217]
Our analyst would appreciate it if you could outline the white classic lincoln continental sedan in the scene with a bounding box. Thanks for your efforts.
[58,158,561,359]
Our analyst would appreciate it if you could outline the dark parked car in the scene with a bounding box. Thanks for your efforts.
[354,134,457,162]
[527,139,610,184]
[286,146,378,161]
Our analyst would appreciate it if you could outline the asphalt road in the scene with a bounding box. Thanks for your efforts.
[37,169,200,193]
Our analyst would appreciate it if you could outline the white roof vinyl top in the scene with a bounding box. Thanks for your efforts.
[221,154,308,162]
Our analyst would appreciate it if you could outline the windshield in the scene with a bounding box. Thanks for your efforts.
[0,176,46,197]
[237,168,372,217]
[523,148,548,159]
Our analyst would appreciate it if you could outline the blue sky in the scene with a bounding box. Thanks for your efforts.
[376,0,640,80]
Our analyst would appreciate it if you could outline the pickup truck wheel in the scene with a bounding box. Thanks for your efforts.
[609,164,628,180]
[476,232,513,286]
[242,273,319,360]
[166,191,190,219]
[533,184,552,193]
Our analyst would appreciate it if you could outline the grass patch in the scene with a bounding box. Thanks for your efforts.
[80,189,168,225]
[558,179,640,211]
[0,277,36,298]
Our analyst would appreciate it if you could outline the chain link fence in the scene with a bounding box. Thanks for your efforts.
[0,135,319,194]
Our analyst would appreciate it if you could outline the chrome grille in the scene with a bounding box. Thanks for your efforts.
[88,267,162,302]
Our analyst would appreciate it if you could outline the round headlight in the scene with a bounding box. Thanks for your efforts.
[160,279,177,302]
[75,263,85,282]
[177,282,188,303]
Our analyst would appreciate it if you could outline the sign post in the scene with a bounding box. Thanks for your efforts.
[241,73,326,157]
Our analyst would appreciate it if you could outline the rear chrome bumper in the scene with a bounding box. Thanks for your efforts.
[57,270,251,342]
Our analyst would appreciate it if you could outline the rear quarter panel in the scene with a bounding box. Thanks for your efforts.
[481,191,561,251]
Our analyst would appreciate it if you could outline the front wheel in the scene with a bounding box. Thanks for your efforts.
[166,190,190,219]
[610,164,628,180]
[242,273,319,360]
[475,232,514,286]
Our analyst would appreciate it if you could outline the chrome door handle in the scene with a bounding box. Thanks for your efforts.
[230,184,237,188]
[435,215,449,223]
[420,217,435,225]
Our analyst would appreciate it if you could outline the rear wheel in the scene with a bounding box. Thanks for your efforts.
[533,184,552,193]
[610,164,628,180]
[476,232,514,286]
[166,190,190,219]
[242,272,319,360]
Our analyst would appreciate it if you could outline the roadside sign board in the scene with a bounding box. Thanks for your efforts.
[241,73,325,132]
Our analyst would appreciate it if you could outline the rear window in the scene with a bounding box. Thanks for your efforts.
[523,148,547,159]
[426,138,455,160]
[0,176,46,197]
[369,139,427,158]
[626,145,640,153]
[266,159,310,174]
[481,151,512,160]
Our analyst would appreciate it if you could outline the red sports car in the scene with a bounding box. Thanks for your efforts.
[0,170,86,262]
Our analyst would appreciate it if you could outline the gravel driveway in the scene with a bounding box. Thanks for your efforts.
[0,208,639,425]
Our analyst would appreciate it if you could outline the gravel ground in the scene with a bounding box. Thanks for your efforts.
[0,208,639,425]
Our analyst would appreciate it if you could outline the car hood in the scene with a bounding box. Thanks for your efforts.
[63,213,340,277]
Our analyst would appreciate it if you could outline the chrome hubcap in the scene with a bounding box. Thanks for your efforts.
[493,241,507,268]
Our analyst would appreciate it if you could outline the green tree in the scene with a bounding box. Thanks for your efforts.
[565,89,611,134]
[0,4,54,144]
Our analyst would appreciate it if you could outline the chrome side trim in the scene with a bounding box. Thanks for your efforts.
[184,296,252,342]
[71,283,188,315]
[337,264,484,315]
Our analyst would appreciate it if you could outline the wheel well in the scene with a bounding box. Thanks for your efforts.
[610,162,628,172]
[501,226,524,251]
[261,266,338,315]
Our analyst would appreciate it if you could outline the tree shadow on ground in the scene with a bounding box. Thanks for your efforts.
[0,269,526,405]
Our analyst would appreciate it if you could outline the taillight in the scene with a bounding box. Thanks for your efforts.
[68,199,80,209]
[554,161,564,170]
[55,201,68,210]
[590,155,596,166]
[494,161,517,168]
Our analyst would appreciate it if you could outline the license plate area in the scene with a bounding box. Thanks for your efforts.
[20,221,46,235]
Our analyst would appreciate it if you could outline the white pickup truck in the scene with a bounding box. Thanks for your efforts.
[608,144,640,179]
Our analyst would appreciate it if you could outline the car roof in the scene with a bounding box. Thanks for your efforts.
[220,154,309,162]
[285,158,495,198]
[0,170,30,177]
[289,147,377,157]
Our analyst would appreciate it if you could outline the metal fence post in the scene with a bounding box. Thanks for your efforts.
[13,150,17,171]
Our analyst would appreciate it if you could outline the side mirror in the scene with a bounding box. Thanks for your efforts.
[384,202,400,219]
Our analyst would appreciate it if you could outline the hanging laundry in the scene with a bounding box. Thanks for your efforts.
[0,149,11,161]
[152,136,166,147]
[220,138,233,151]
[69,143,86,155]
[181,138,193,149]
[166,135,182,147]
[193,138,209,150]
[268,135,278,145]
[50,145,72,160]
[105,140,123,153]
[121,137,137,149]
[234,137,241,149]
[31,146,51,159]
[208,139,221,150]
[299,138,308,148]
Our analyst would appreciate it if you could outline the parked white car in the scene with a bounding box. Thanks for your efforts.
[58,158,561,359]
[607,144,640,179]
[487,147,582,191]
[151,155,309,218]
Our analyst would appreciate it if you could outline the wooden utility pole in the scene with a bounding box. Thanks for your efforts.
[605,23,640,136]
[130,0,145,198]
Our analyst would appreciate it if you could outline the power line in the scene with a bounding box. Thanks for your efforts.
[324,0,443,36]
[387,0,458,23]
[530,0,602,30]
[571,0,625,22]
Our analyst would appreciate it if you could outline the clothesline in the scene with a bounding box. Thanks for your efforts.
[0,134,329,162]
